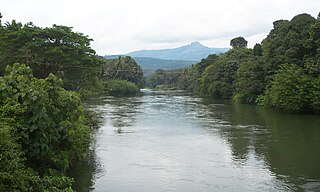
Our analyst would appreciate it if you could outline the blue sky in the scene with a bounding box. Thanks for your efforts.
[1,0,319,55]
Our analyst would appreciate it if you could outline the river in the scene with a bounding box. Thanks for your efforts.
[70,89,320,192]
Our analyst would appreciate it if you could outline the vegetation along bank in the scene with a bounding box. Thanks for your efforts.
[146,13,320,114]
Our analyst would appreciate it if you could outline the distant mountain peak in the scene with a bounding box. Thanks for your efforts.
[190,41,203,47]
[125,42,229,61]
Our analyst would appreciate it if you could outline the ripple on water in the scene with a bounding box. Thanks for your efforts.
[79,90,320,192]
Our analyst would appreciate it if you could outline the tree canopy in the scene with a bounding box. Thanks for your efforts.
[230,37,248,48]
[0,20,102,93]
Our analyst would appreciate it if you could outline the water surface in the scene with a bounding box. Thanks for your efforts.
[72,90,320,192]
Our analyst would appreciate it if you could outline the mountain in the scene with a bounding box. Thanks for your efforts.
[104,55,195,69]
[105,42,228,76]
[131,57,195,70]
[104,55,195,76]
[126,41,229,61]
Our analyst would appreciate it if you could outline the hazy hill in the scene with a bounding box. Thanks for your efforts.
[105,42,228,75]
[104,56,195,76]
[133,57,194,69]
[126,41,229,61]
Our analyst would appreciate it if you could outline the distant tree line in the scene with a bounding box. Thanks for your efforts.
[147,13,320,113]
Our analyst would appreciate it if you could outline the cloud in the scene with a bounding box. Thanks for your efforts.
[1,0,320,54]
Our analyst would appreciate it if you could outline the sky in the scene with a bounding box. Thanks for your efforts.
[1,0,320,55]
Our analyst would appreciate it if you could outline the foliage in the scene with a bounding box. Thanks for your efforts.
[100,56,144,96]
[101,56,144,88]
[0,19,102,93]
[261,64,316,112]
[253,43,263,56]
[200,48,252,99]
[176,66,199,92]
[0,125,36,191]
[230,37,248,48]
[0,64,91,190]
[103,79,140,96]
[78,77,104,99]
[261,14,317,82]
[0,64,91,171]
[175,54,220,93]
[146,68,184,89]
[0,124,74,192]
[233,58,265,104]
[311,77,320,113]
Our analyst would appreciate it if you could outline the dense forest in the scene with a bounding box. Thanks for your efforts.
[0,14,143,191]
[147,13,320,113]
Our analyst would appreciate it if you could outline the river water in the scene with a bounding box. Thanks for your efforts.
[70,90,320,192]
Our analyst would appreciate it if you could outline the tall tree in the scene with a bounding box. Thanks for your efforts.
[230,37,248,48]
[253,43,263,56]
[0,21,101,91]
[234,58,265,104]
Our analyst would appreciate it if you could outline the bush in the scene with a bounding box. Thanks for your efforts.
[103,79,140,96]
[0,125,74,191]
[261,64,316,112]
[0,64,91,190]
[0,125,36,191]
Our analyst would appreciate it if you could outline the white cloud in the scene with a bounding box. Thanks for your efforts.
[1,0,319,54]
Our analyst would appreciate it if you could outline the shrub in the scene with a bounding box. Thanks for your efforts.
[103,79,140,96]
[0,63,91,174]
[261,64,315,112]
[0,125,36,191]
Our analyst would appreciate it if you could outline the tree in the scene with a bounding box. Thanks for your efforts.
[260,14,318,86]
[103,79,140,96]
[234,59,265,104]
[200,48,252,99]
[230,37,248,48]
[196,54,219,74]
[253,43,263,56]
[101,56,144,87]
[262,14,317,67]
[262,64,314,112]
[0,21,101,92]
[146,68,184,89]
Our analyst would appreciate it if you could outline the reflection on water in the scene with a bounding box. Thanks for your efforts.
[73,90,320,192]
[105,97,142,129]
